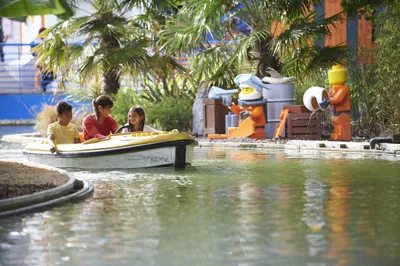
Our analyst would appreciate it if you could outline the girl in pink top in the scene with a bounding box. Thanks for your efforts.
[82,95,119,141]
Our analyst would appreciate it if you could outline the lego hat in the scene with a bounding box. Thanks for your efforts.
[234,74,266,91]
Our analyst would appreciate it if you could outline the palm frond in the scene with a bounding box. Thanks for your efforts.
[272,11,343,56]
[282,44,348,78]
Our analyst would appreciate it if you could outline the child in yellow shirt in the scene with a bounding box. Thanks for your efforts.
[47,101,81,153]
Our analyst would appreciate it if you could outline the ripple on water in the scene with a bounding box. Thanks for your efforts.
[0,145,400,265]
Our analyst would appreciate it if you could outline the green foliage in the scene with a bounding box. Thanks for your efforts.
[345,52,379,137]
[295,72,328,105]
[341,0,384,19]
[141,75,196,103]
[343,1,400,137]
[35,0,171,95]
[146,96,194,131]
[136,72,196,131]
[293,1,400,138]
[111,84,194,132]
[0,0,75,18]
[112,88,145,126]
[370,2,400,134]
[65,73,103,102]
[158,0,347,87]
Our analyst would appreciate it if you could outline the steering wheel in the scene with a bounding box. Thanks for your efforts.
[115,125,132,134]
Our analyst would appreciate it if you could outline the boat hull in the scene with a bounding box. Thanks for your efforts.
[23,132,196,169]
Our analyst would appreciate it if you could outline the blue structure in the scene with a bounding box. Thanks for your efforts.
[0,93,87,121]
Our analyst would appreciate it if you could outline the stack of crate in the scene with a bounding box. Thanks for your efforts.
[203,98,228,135]
[283,105,322,140]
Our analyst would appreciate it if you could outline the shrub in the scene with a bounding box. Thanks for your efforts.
[111,88,145,126]
[146,96,193,131]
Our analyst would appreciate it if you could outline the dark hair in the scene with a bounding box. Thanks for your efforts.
[92,95,114,120]
[56,101,72,115]
[128,106,145,132]
[38,27,46,34]
[38,27,47,40]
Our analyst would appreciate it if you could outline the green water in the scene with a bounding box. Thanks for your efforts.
[0,144,399,266]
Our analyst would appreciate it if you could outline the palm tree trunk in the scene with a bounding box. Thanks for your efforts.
[102,69,120,95]
[101,32,121,95]
[256,38,281,78]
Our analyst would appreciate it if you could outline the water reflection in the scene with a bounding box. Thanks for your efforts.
[324,163,352,265]
[0,144,400,265]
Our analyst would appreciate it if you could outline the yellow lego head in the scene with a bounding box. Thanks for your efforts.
[239,84,262,100]
[328,65,347,85]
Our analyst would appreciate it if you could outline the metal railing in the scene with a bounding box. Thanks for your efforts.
[0,42,144,94]
[0,43,47,93]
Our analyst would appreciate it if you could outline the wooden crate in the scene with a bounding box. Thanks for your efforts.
[287,112,322,140]
[283,105,309,113]
[203,98,228,135]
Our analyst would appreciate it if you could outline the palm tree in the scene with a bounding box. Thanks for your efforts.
[158,0,347,84]
[36,0,181,95]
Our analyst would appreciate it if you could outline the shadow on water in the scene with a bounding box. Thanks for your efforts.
[0,135,400,265]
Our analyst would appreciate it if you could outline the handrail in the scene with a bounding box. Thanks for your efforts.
[0,43,141,94]
[0,42,44,94]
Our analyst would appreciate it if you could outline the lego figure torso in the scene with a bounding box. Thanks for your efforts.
[329,85,351,113]
[232,104,266,127]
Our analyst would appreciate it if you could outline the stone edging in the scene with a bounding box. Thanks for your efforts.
[0,161,94,218]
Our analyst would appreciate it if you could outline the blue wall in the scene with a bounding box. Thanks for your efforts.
[0,93,88,120]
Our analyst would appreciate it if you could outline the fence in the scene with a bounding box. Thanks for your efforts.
[0,43,43,93]
[0,42,143,94]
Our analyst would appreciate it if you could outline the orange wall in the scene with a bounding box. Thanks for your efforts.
[270,0,376,63]
[358,17,374,50]
[325,0,347,46]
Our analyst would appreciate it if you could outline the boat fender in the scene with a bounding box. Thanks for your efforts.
[369,137,393,149]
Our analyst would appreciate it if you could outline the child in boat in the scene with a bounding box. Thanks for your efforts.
[48,101,81,153]
[121,106,159,133]
[82,95,118,141]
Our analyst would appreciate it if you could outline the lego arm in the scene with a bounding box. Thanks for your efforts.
[251,106,264,118]
[329,87,348,105]
[229,103,241,115]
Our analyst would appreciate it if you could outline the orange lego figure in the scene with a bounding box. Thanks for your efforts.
[229,74,268,139]
[319,65,352,141]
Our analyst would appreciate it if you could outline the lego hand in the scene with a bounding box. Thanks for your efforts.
[319,98,330,109]
[222,95,233,106]
[229,103,241,115]
[240,111,250,120]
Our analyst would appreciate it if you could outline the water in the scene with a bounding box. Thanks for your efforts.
[305,110,318,139]
[0,125,35,138]
[1,129,400,265]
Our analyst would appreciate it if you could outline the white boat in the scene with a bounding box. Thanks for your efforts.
[23,131,197,169]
